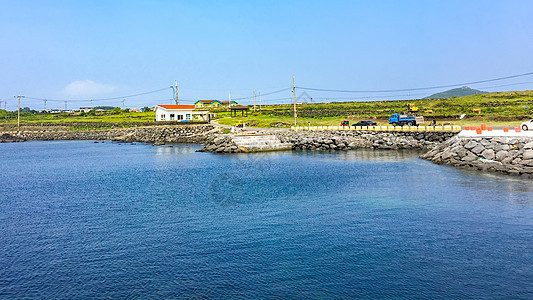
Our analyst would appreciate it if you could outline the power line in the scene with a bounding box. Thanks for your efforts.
[229,87,292,101]
[25,87,170,102]
[296,71,533,93]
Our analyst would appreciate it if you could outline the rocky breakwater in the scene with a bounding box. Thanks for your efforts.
[275,130,457,151]
[198,130,458,153]
[113,125,219,145]
[197,135,240,153]
[0,133,26,143]
[421,136,533,178]
[2,124,219,145]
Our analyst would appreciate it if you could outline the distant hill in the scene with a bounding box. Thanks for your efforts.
[424,86,487,99]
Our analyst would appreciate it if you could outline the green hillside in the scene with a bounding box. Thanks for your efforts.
[424,86,487,99]
[1,90,532,128]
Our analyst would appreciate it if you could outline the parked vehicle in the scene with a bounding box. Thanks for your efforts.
[521,119,533,131]
[353,120,377,127]
[340,120,350,126]
[389,113,424,126]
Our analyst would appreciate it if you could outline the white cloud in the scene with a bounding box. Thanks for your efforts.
[61,80,116,97]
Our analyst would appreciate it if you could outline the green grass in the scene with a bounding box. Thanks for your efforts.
[0,110,156,125]
[1,90,532,128]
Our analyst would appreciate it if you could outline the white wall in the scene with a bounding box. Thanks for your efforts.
[155,108,193,121]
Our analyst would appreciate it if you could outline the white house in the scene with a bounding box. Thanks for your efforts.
[155,105,195,121]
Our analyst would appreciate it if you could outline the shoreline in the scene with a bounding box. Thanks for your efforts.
[1,124,532,178]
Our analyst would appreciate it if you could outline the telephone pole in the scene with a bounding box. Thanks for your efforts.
[254,90,257,111]
[122,99,125,108]
[170,81,178,104]
[175,81,178,104]
[292,75,297,126]
[259,92,261,111]
[15,95,24,131]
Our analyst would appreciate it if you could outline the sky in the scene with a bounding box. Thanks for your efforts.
[1,0,532,110]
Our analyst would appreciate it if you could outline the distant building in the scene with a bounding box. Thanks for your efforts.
[79,107,93,112]
[194,100,238,108]
[155,105,195,121]
[129,108,141,112]
[155,104,210,122]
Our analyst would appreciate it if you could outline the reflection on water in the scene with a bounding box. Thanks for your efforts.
[457,169,533,206]
[154,144,200,155]
[292,148,424,162]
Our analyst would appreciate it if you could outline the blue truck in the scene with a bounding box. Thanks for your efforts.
[389,113,424,126]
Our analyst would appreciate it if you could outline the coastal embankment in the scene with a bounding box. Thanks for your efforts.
[421,136,533,178]
[0,124,219,145]
[197,130,457,153]
[2,124,532,178]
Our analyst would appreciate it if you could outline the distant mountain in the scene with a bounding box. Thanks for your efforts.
[424,86,487,99]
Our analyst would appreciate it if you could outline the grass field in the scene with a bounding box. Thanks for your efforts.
[217,90,533,127]
[0,110,156,125]
[1,90,532,128]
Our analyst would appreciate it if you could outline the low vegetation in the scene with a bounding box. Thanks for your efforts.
[1,90,532,128]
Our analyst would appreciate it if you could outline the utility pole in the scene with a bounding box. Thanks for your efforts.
[122,99,125,108]
[174,81,178,104]
[259,92,261,111]
[170,81,178,105]
[64,101,67,110]
[43,99,47,110]
[254,90,257,111]
[292,75,297,126]
[15,95,24,131]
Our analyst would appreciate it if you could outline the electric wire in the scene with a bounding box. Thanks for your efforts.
[295,72,533,93]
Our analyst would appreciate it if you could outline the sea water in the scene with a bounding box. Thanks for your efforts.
[0,141,532,298]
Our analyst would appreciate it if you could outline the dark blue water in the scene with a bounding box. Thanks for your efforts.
[1,141,532,299]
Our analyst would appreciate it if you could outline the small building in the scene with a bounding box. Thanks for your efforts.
[129,108,141,112]
[220,101,238,107]
[194,100,238,108]
[79,107,93,113]
[155,105,195,121]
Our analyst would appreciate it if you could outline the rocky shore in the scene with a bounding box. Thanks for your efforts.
[275,130,456,151]
[2,124,531,178]
[421,136,533,178]
[0,125,220,145]
[196,130,457,153]
[0,133,26,143]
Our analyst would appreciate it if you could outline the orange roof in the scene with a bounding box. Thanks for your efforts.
[157,105,195,110]
[197,100,217,104]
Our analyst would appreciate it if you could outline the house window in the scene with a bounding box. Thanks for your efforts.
[177,115,184,120]
[161,114,166,120]
[186,114,191,120]
[170,114,175,120]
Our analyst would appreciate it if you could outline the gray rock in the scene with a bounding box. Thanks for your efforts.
[524,141,533,149]
[519,159,533,167]
[464,140,478,149]
[462,153,478,162]
[479,139,491,146]
[523,150,533,160]
[471,144,485,154]
[493,143,508,152]
[495,150,509,161]
[481,149,495,160]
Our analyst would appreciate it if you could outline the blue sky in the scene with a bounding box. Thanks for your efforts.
[1,0,532,109]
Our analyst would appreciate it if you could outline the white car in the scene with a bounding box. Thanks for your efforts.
[521,119,533,131]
